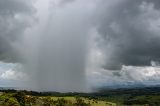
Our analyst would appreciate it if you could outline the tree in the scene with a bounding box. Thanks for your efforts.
[13,91,25,106]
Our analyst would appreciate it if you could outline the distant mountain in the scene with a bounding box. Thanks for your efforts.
[0,87,18,90]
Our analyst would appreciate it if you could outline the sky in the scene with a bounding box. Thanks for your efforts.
[0,0,160,91]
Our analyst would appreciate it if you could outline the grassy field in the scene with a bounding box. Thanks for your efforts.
[0,92,116,106]
[1,87,160,105]
[51,96,116,106]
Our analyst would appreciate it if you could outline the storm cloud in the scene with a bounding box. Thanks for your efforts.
[0,0,35,62]
[92,0,160,70]
[1,0,160,90]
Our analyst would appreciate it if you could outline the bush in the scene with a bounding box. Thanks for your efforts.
[74,97,90,106]
[13,91,26,106]
[0,98,19,106]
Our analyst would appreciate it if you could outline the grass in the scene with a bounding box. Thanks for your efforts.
[0,92,116,106]
[51,96,116,106]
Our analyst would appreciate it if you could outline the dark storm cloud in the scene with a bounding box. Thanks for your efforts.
[94,0,160,70]
[0,0,34,14]
[59,0,76,5]
[0,0,35,62]
[146,0,160,9]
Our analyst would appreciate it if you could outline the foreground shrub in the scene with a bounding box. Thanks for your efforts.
[13,91,25,106]
[74,97,90,106]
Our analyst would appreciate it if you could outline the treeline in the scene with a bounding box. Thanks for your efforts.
[97,86,160,96]
[1,86,160,105]
[1,86,160,97]
[0,89,89,97]
[96,87,160,105]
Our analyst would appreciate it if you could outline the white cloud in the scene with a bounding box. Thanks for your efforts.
[0,62,28,81]
[120,65,160,82]
[0,69,27,81]
[87,59,160,87]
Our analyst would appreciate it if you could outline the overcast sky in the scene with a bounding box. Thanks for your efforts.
[0,0,160,90]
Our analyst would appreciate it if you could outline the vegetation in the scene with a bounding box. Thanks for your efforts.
[0,91,115,106]
[0,86,160,105]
